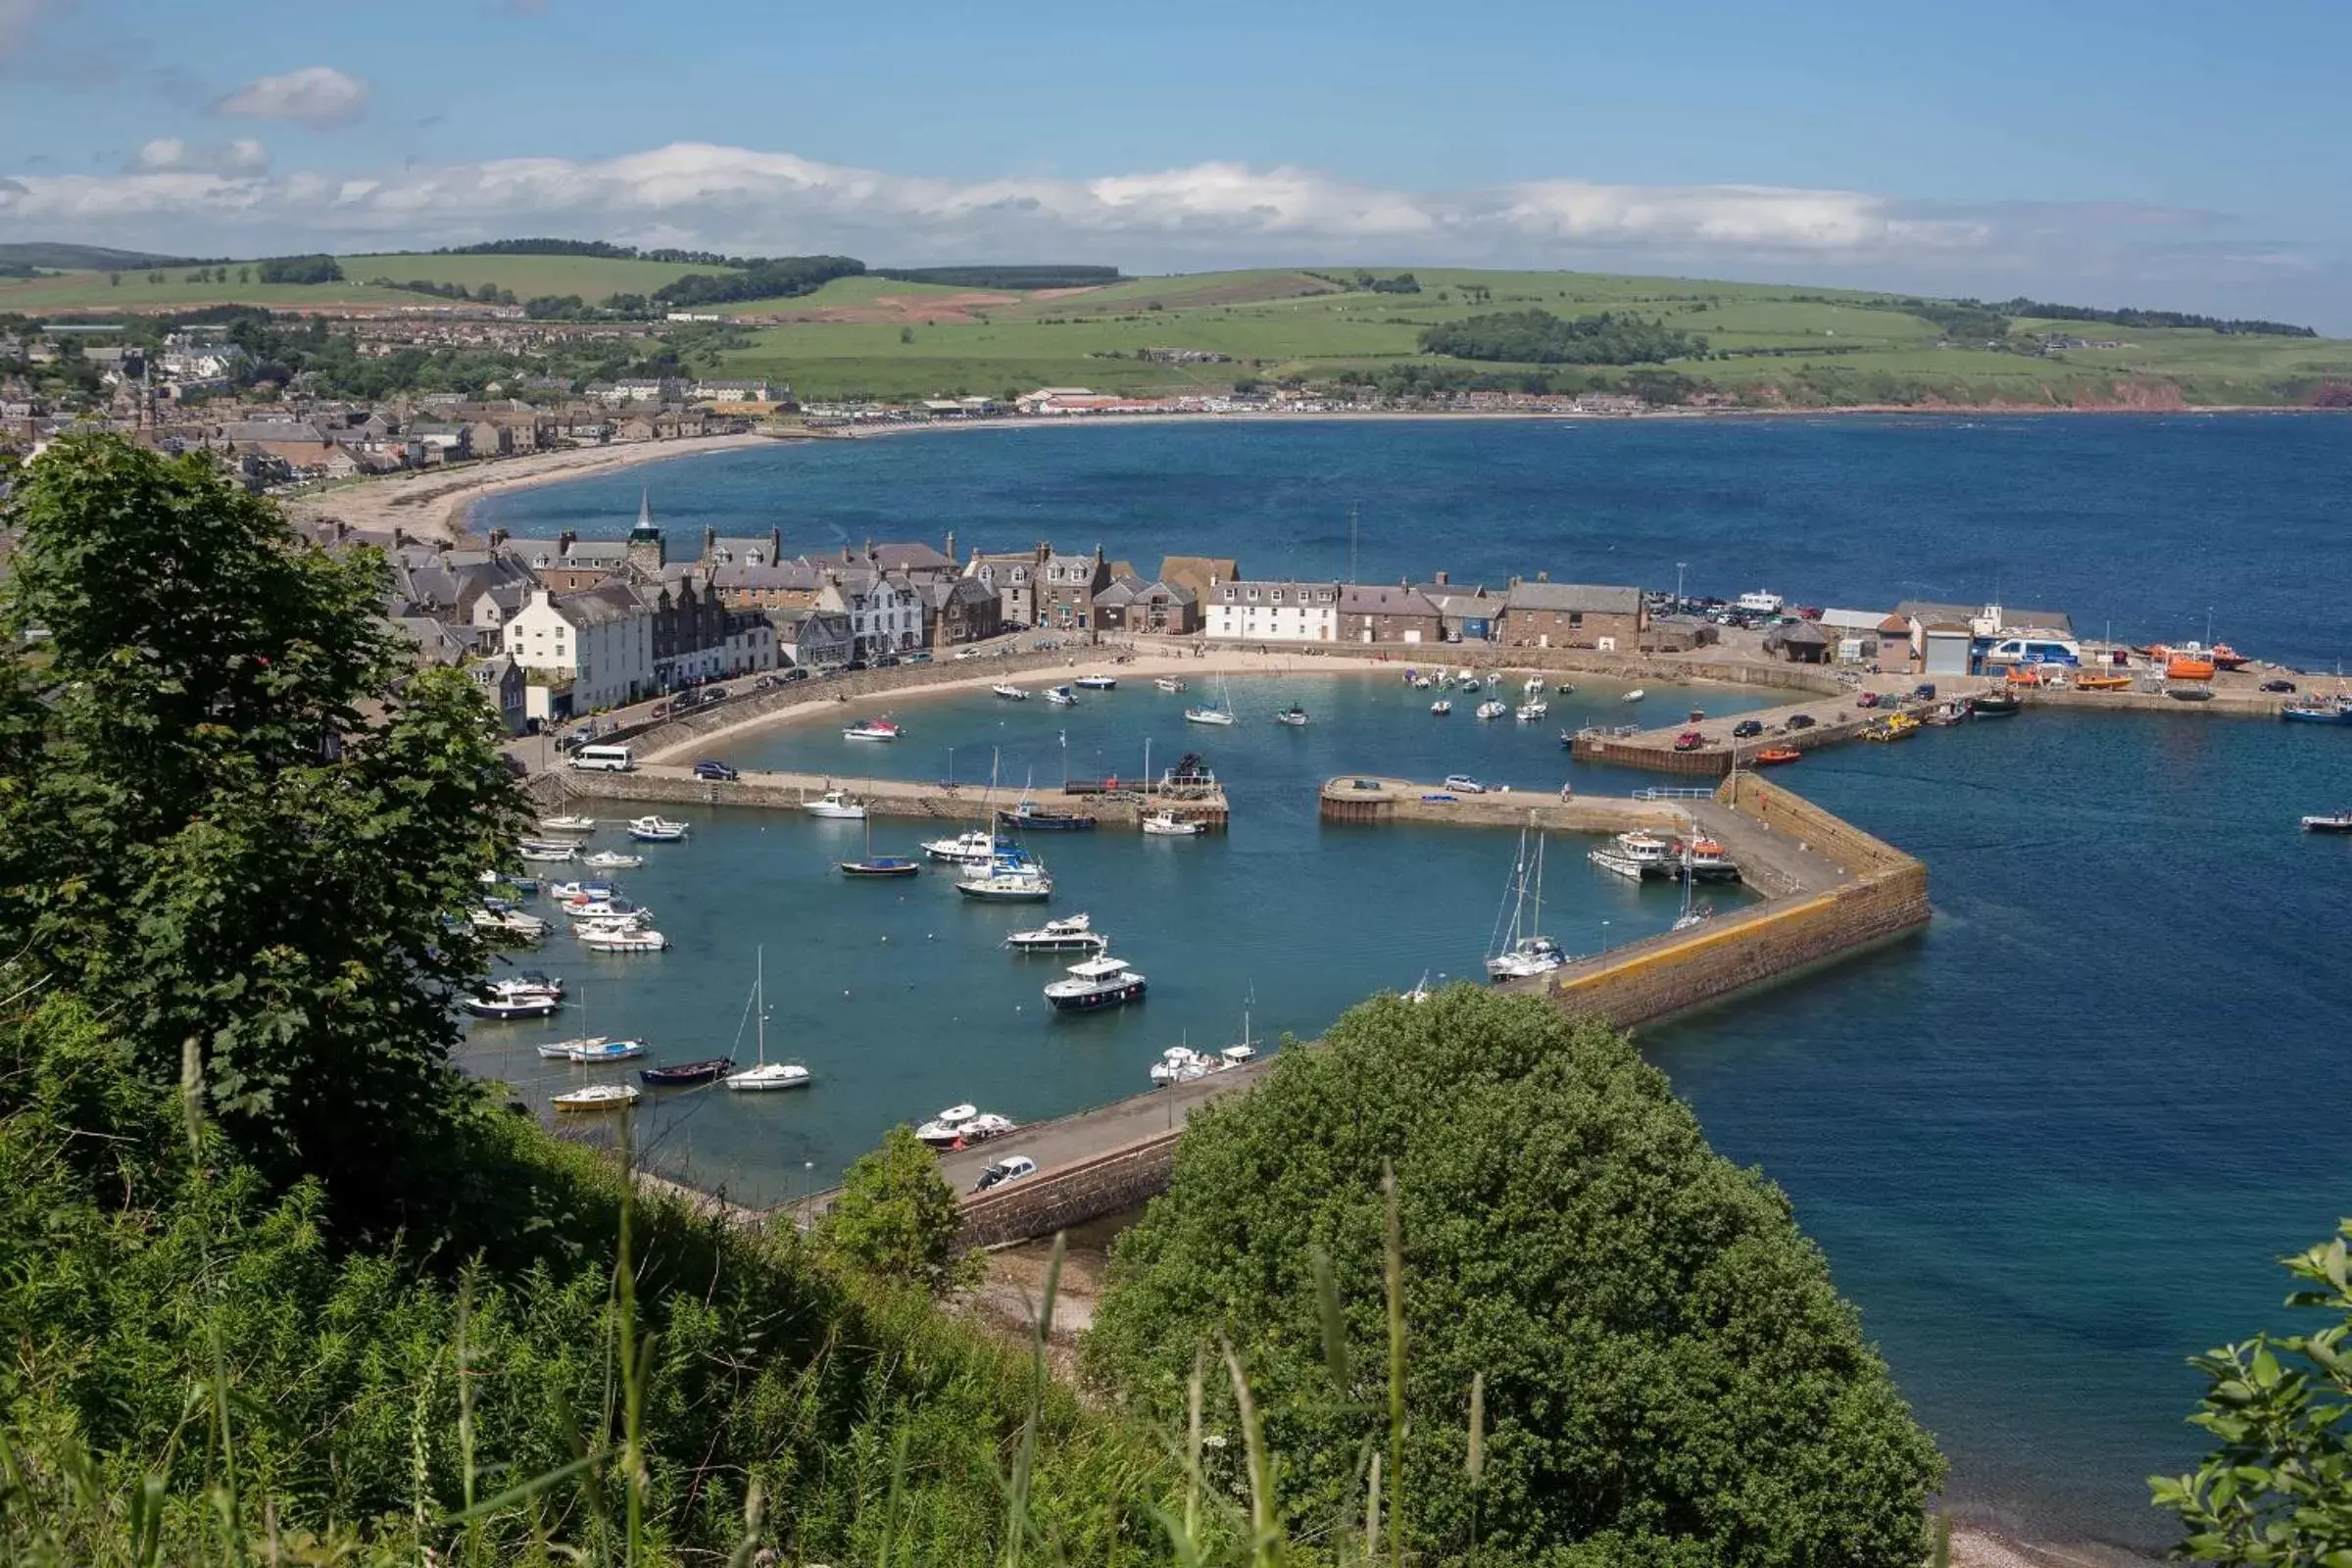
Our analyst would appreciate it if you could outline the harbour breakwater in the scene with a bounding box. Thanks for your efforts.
[830,768,1930,1247]
[546,762,1232,829]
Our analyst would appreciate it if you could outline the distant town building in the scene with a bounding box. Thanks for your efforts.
[1205,580,1340,643]
[1497,581,1644,651]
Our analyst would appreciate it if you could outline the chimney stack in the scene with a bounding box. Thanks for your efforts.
[1508,573,1522,589]
[489,528,508,549]
[558,530,577,556]
[703,525,717,558]
[1536,568,1549,583]
[1434,568,1448,586]
[944,528,956,562]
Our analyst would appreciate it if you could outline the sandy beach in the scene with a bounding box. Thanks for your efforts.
[284,430,785,541]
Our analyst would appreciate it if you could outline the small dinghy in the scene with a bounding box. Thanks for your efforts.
[583,850,643,870]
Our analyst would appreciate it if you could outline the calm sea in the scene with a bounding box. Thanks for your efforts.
[469,416,2352,1547]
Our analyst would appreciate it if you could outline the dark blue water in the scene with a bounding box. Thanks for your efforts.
[473,417,2352,1547]
[473,414,2352,670]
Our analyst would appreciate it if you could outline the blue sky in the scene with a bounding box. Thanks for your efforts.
[2,0,2345,324]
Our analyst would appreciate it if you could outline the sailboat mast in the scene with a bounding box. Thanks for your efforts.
[755,947,766,1067]
[1531,830,1544,937]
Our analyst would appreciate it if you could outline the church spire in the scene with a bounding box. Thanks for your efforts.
[625,485,665,572]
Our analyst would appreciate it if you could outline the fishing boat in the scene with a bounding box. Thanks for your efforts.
[1475,699,1508,720]
[582,850,643,869]
[2075,673,2133,692]
[1590,830,1674,881]
[463,992,562,1020]
[517,838,581,863]
[806,789,866,820]
[579,925,668,953]
[1004,912,1108,953]
[1752,746,1802,765]
[992,683,1029,701]
[2301,811,2352,833]
[563,899,652,925]
[1430,699,1453,715]
[1622,689,1646,704]
[1045,684,1079,707]
[552,1084,639,1113]
[639,1056,734,1087]
[840,814,921,877]
[538,814,597,834]
[1141,810,1202,836]
[923,828,1001,863]
[1154,676,1187,694]
[1043,952,1148,1011]
[1971,691,2022,717]
[548,880,614,903]
[1073,673,1118,691]
[1861,712,1921,742]
[843,718,903,741]
[2281,696,2352,725]
[1486,828,1567,981]
[726,950,812,1092]
[1514,700,1548,722]
[627,815,690,842]
[1677,836,1741,883]
[1274,703,1310,727]
[998,800,1099,831]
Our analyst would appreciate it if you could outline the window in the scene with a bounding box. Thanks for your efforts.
[1568,612,1584,627]
[1247,587,1259,602]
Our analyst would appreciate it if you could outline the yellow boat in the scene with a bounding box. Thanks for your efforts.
[2075,673,2133,691]
[1861,712,1921,742]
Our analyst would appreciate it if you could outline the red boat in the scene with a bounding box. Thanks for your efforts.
[1753,747,1802,765]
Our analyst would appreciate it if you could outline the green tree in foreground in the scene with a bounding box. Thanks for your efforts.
[2151,1219,2352,1565]
[1086,987,1944,1567]
[826,1123,984,1294]
[0,434,533,1225]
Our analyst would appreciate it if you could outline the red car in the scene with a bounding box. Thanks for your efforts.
[1854,691,1882,709]
[1672,729,1707,752]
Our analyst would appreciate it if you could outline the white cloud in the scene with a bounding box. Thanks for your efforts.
[0,138,2322,319]
[133,136,269,174]
[213,66,369,128]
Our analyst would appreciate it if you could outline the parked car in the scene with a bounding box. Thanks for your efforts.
[1672,729,1706,752]
[972,1154,1038,1193]
[1854,691,1882,709]
[705,685,730,702]
[903,651,932,664]
[1912,683,1937,701]
[781,666,809,682]
[1731,718,1765,739]
[1786,713,1818,731]
[2261,677,2297,693]
[953,648,978,661]
[1442,773,1486,795]
[692,760,740,782]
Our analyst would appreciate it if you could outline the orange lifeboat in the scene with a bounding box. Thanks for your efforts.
[2210,644,2249,670]
[1753,747,1802,765]
[2006,665,2043,686]
[2166,652,2217,681]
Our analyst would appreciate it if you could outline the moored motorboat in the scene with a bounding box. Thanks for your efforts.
[1154,676,1187,693]
[956,864,1054,901]
[1622,688,1646,703]
[1589,830,1675,880]
[552,1084,640,1113]
[1073,673,1118,690]
[1004,912,1107,953]
[627,815,690,842]
[583,850,644,869]
[1045,684,1079,707]
[1753,746,1802,765]
[999,801,1099,831]
[1971,691,2022,717]
[806,789,866,819]
[2301,810,2352,833]
[1475,699,1508,720]
[2281,696,2352,724]
[1141,810,1202,836]
[471,903,549,940]
[1043,953,1148,1011]
[923,828,1002,863]
[639,1056,734,1087]
[843,718,903,741]
[484,970,564,1003]
[579,925,668,953]
[464,992,562,1020]
[1150,1046,1213,1085]
[915,1104,1019,1148]
[1274,704,1310,727]
[1430,699,1453,715]
[517,838,581,863]
[1514,700,1548,722]
[538,814,597,834]
[992,684,1029,701]
[560,1038,648,1063]
[1676,836,1741,883]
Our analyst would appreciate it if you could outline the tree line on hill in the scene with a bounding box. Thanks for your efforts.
[1418,307,1705,365]
[1991,296,2315,336]
[874,265,1121,289]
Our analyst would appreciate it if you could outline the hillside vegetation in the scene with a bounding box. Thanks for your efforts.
[3,245,2349,406]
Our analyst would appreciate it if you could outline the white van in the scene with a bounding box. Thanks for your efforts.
[1984,636,2081,667]
[568,743,637,772]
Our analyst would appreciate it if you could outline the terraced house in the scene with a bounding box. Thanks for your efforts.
[1205,580,1340,642]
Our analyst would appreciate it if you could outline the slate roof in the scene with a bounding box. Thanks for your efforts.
[1500,582,1642,614]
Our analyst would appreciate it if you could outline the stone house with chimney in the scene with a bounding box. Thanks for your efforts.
[1497,580,1645,650]
[1337,583,1445,644]
[1039,545,1111,632]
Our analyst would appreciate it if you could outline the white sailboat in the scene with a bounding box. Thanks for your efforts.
[1672,837,1718,932]
[726,949,811,1092]
[1485,827,1567,981]
[1185,674,1236,726]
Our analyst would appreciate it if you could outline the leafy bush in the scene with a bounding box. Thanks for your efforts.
[1086,987,1943,1566]
[255,255,344,285]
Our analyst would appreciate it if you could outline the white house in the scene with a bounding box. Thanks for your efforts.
[503,585,655,713]
[817,568,924,658]
[1204,580,1339,643]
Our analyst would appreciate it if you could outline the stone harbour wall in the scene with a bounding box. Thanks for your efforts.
[957,1132,1181,1249]
[1717,769,1916,878]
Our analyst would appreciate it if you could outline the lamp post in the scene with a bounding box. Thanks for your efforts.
[1675,561,1688,610]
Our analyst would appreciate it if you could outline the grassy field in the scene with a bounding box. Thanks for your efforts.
[6,251,2347,406]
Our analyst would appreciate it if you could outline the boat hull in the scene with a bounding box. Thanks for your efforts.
[957,881,1054,902]
[1046,979,1148,1011]
[841,858,921,876]
[639,1056,734,1086]
[2281,707,2352,725]
[999,810,1098,831]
